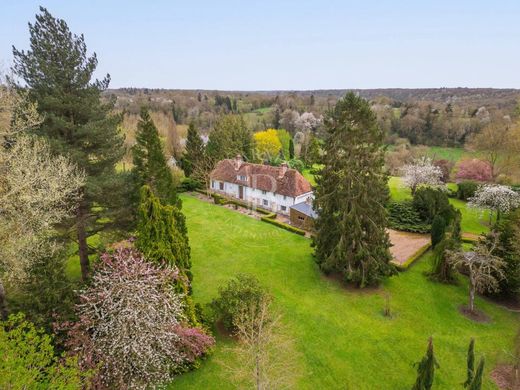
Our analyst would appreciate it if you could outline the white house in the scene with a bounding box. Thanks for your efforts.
[209,155,314,215]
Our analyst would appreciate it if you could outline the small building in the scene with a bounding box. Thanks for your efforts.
[289,199,317,230]
[209,155,313,215]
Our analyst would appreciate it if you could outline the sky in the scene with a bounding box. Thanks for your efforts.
[1,0,519,90]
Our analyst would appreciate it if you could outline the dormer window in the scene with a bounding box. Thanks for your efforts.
[237,175,246,181]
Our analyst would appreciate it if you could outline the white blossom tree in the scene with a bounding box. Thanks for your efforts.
[447,236,505,313]
[468,184,520,221]
[295,112,320,133]
[63,249,214,389]
[401,156,444,195]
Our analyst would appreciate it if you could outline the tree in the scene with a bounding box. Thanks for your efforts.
[206,114,254,162]
[464,338,475,387]
[295,112,320,132]
[468,184,520,222]
[412,337,439,390]
[276,129,291,159]
[429,237,459,283]
[430,215,446,249]
[447,236,506,313]
[0,313,88,389]
[455,159,493,182]
[401,157,443,195]
[314,92,395,287]
[413,187,456,224]
[182,121,205,177]
[132,107,179,206]
[222,294,298,390]
[254,129,282,161]
[289,138,295,159]
[61,249,214,389]
[0,136,84,319]
[467,358,485,390]
[13,7,129,280]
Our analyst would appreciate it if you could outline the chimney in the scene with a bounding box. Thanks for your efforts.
[234,154,243,171]
[278,162,288,178]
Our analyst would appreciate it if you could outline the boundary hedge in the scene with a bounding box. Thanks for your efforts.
[392,243,431,271]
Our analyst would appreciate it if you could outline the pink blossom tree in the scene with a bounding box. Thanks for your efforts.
[61,249,214,389]
[455,159,493,182]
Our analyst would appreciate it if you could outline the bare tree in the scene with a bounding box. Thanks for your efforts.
[446,235,505,313]
[222,296,299,390]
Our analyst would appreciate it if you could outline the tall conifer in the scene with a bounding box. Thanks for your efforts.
[412,337,439,390]
[12,7,131,280]
[314,92,394,287]
[182,122,205,177]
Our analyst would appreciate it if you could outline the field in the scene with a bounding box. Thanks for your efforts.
[172,194,517,389]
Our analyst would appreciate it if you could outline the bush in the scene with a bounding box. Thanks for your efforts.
[413,187,455,224]
[387,201,430,233]
[179,177,202,192]
[457,181,478,200]
[260,215,306,235]
[455,159,492,182]
[428,237,459,283]
[210,274,269,332]
[430,215,446,248]
[434,159,453,183]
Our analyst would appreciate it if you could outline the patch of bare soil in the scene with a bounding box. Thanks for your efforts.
[458,305,491,323]
[214,320,236,341]
[387,229,430,265]
[491,365,520,390]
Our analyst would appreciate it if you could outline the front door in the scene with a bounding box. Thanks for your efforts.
[238,185,244,199]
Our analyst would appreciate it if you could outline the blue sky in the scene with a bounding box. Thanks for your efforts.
[1,1,519,90]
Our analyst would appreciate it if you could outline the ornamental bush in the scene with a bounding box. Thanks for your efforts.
[455,159,492,182]
[457,181,478,201]
[387,201,430,233]
[210,274,269,332]
[430,215,446,249]
[413,187,456,224]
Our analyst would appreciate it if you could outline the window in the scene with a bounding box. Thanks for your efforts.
[263,199,269,206]
[237,175,246,181]
[262,190,267,195]
[219,182,224,190]
[280,205,287,211]
[283,195,286,200]
[211,180,215,188]
[298,216,305,221]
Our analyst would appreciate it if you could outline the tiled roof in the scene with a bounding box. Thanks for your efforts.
[210,158,313,198]
[290,201,318,219]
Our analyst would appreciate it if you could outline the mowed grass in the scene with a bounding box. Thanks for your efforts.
[389,177,490,235]
[173,195,517,389]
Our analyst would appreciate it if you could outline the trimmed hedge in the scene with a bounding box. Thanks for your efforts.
[456,181,478,200]
[392,243,431,271]
[387,201,431,233]
[260,216,306,236]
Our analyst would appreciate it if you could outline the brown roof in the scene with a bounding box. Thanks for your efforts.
[210,159,313,198]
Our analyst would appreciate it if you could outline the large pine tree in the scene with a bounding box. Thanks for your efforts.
[182,122,205,177]
[132,107,179,206]
[12,7,131,280]
[206,114,254,162]
[314,92,394,287]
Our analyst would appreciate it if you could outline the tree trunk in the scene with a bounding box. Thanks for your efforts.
[0,279,8,320]
[469,280,475,313]
[77,205,90,281]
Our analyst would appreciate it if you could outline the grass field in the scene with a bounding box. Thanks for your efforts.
[172,195,517,389]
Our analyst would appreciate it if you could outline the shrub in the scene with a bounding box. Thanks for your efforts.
[413,187,455,224]
[429,237,459,283]
[260,215,306,235]
[434,159,453,183]
[210,274,269,332]
[180,177,202,192]
[457,181,478,201]
[455,159,492,182]
[430,215,446,249]
[387,201,430,233]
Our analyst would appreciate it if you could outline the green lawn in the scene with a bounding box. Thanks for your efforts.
[173,195,517,389]
[388,176,490,235]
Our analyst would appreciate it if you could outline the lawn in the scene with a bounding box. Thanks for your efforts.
[173,194,518,389]
[388,176,490,235]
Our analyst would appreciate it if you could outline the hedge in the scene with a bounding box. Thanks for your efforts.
[387,201,431,233]
[392,243,431,271]
[260,216,306,235]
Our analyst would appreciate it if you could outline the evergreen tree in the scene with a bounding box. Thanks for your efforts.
[430,215,446,249]
[182,122,205,177]
[314,92,394,287]
[412,337,439,390]
[468,357,484,390]
[12,7,131,280]
[132,107,179,206]
[206,114,254,162]
[464,338,475,387]
[289,138,295,159]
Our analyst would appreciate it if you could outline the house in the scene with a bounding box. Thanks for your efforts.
[289,199,317,230]
[210,155,313,215]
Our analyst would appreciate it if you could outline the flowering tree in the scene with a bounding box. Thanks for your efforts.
[446,236,505,313]
[254,129,282,160]
[62,249,214,389]
[455,159,493,182]
[401,157,443,195]
[295,112,320,132]
[468,184,520,221]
